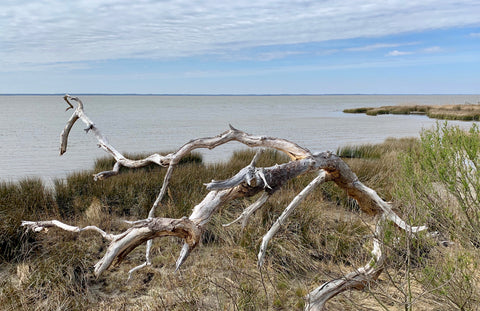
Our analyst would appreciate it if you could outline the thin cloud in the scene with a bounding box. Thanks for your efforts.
[346,42,419,52]
[385,46,442,57]
[257,51,306,61]
[387,50,413,56]
[180,52,477,78]
[423,46,442,53]
[470,32,480,37]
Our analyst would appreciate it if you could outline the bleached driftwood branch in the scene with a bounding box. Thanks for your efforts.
[21,220,114,240]
[22,95,429,310]
[257,170,327,267]
[305,214,387,311]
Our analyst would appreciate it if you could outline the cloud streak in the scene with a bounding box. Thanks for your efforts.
[387,50,413,56]
[422,46,443,53]
[1,0,480,70]
[345,42,419,52]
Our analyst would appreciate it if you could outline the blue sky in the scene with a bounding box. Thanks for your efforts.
[1,0,479,94]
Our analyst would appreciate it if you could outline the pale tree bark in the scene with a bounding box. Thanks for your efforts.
[22,95,428,310]
[305,215,386,311]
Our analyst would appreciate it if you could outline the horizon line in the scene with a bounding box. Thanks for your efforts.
[1,93,480,96]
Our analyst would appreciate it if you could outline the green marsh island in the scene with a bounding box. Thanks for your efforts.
[344,102,480,121]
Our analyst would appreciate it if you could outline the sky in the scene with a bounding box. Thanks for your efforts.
[1,0,479,94]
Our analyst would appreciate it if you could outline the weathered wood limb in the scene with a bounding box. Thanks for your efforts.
[61,95,166,181]
[207,158,317,195]
[178,158,319,270]
[22,153,317,277]
[93,127,311,179]
[257,171,327,267]
[61,95,312,183]
[312,152,382,215]
[21,220,114,241]
[222,192,271,228]
[59,110,79,155]
[170,124,312,164]
[127,261,150,280]
[354,182,427,233]
[175,187,254,271]
[127,238,154,280]
[311,152,427,232]
[149,164,175,218]
[21,217,202,276]
[206,149,265,190]
[130,152,264,276]
[305,215,386,311]
[94,217,202,276]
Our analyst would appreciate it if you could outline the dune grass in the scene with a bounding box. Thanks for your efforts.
[2,130,480,310]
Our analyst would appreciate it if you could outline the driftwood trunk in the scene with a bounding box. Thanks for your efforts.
[22,95,428,310]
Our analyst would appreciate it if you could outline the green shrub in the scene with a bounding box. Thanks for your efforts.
[391,122,480,309]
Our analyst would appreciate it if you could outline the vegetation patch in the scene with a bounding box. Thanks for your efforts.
[344,102,480,121]
[2,123,480,310]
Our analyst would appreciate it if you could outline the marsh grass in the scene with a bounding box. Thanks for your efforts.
[0,178,57,261]
[344,103,480,121]
[337,137,418,159]
[2,134,479,310]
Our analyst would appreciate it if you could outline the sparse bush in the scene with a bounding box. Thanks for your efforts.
[387,122,480,310]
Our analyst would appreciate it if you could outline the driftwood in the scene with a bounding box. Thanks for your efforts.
[22,95,428,310]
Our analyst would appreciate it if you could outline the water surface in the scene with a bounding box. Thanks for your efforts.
[1,95,479,184]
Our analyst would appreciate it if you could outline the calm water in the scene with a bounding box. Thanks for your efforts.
[1,94,479,184]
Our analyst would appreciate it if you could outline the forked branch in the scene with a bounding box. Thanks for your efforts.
[305,215,387,311]
[23,96,429,310]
